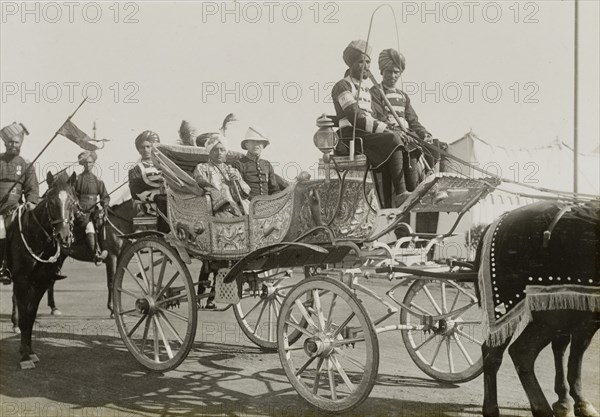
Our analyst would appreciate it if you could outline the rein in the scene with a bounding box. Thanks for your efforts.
[18,205,61,263]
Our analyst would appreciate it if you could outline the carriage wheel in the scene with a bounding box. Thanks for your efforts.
[400,278,483,383]
[278,277,379,413]
[113,236,197,371]
[233,269,307,350]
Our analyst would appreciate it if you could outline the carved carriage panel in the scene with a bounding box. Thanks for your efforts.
[250,189,294,250]
[167,191,211,255]
[210,219,250,258]
[288,179,379,243]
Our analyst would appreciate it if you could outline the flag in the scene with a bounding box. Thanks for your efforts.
[57,119,98,151]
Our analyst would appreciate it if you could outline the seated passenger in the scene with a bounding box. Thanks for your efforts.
[193,135,250,217]
[370,49,433,192]
[232,127,280,199]
[128,130,169,232]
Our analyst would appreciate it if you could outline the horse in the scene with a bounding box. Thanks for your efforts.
[10,195,136,333]
[46,197,136,315]
[8,172,79,369]
[476,200,599,417]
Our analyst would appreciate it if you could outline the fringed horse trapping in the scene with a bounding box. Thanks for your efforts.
[8,172,79,369]
[478,200,600,417]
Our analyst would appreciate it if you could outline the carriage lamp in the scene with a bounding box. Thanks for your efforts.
[314,114,339,181]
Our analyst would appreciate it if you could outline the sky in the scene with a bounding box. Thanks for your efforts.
[1,0,599,194]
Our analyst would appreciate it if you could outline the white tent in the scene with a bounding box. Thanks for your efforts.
[432,132,600,260]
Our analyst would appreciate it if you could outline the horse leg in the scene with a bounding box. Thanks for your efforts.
[47,280,62,315]
[15,279,49,368]
[568,320,600,417]
[482,338,511,417]
[11,293,20,334]
[508,321,555,417]
[552,334,574,417]
[105,255,116,318]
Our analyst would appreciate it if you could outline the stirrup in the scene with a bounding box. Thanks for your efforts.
[0,267,12,285]
[94,250,108,266]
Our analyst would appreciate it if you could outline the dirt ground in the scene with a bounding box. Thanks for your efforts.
[1,259,598,417]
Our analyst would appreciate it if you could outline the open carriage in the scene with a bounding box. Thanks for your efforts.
[112,137,499,412]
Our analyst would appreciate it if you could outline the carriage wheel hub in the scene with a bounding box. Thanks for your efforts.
[135,297,157,315]
[304,335,334,358]
[260,283,276,300]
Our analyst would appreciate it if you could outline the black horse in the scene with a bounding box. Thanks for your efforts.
[8,172,79,369]
[477,201,599,417]
[55,198,136,317]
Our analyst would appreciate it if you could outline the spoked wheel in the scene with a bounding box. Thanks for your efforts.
[278,277,379,413]
[400,278,483,383]
[113,236,197,371]
[233,269,300,350]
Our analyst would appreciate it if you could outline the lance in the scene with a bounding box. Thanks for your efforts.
[1,97,88,205]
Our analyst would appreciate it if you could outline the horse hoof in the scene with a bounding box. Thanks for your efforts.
[575,401,600,417]
[51,308,63,316]
[29,354,40,363]
[553,401,575,417]
[20,360,35,370]
[110,312,115,319]
[12,326,20,334]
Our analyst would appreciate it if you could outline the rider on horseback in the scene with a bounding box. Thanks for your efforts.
[0,122,39,285]
[74,150,109,265]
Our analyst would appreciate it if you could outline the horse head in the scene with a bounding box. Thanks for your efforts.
[43,171,79,247]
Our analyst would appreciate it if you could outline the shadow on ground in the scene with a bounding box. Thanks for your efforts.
[0,330,494,417]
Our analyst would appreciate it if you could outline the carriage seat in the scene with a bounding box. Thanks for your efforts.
[322,114,366,159]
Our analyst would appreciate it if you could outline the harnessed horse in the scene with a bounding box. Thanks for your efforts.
[8,172,79,369]
[10,184,136,329]
[476,200,599,417]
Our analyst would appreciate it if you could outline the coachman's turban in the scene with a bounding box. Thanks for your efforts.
[343,39,372,67]
[135,130,160,150]
[378,48,406,73]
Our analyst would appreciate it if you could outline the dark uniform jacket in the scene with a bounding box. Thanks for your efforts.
[128,160,163,216]
[233,154,280,199]
[0,153,39,215]
[74,171,109,228]
[370,84,431,140]
[331,75,404,170]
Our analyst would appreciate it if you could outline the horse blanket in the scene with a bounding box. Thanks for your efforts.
[479,200,600,346]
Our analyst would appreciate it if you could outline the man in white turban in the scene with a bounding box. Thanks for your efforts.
[193,135,249,217]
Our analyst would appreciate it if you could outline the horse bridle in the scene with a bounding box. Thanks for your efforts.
[18,195,77,263]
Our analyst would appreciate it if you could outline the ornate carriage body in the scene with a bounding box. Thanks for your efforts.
[153,144,380,260]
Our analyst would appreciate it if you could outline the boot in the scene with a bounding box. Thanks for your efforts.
[0,239,12,285]
[86,233,107,265]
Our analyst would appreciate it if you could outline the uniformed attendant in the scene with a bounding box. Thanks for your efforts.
[331,40,415,208]
[370,48,433,192]
[75,150,109,264]
[0,122,39,284]
[233,127,280,199]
